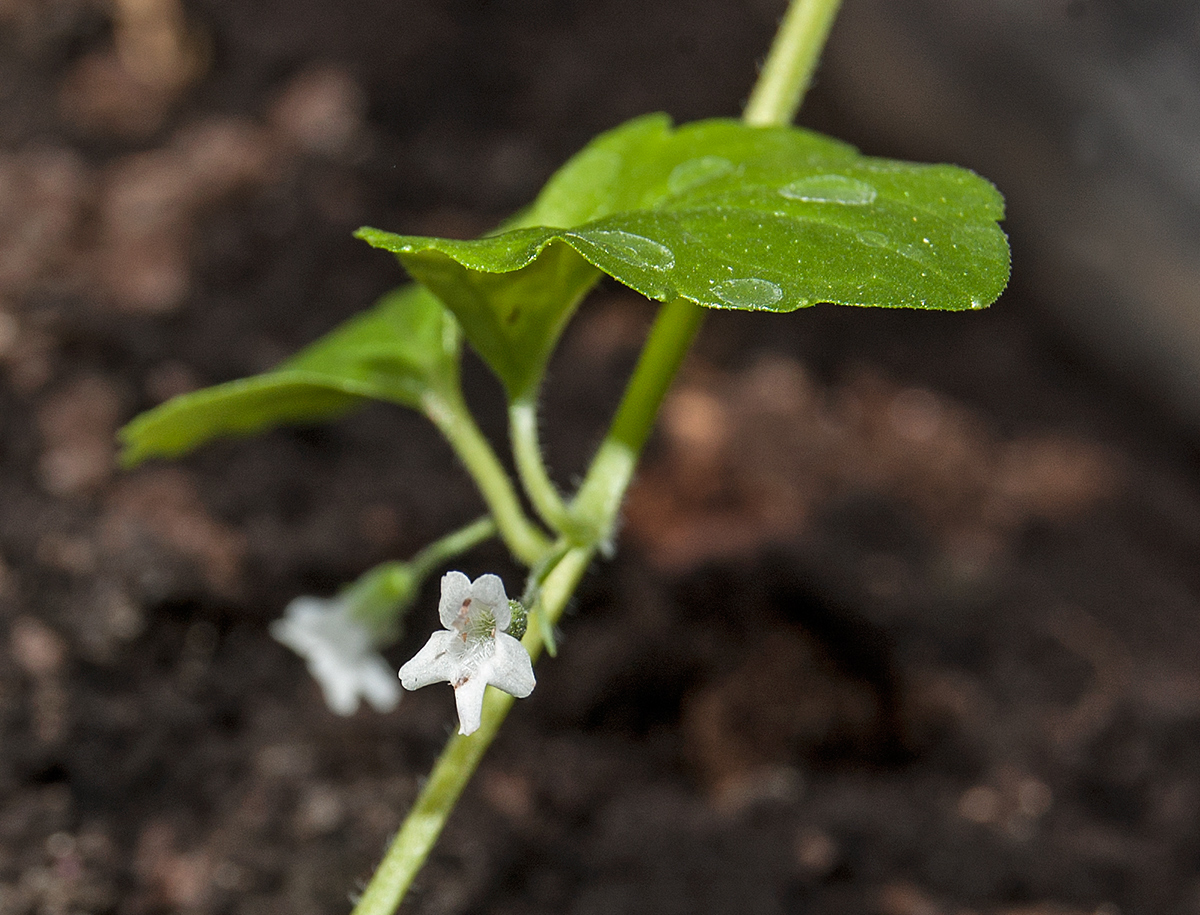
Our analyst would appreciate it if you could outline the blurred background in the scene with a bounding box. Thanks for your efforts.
[826,0,1200,431]
[1,1,1199,914]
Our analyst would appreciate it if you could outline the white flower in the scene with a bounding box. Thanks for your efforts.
[271,595,401,716]
[398,571,535,735]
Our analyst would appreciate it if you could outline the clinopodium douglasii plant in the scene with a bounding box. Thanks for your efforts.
[118,1,1010,911]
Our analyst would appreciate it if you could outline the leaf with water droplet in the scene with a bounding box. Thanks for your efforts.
[779,174,877,205]
[119,285,461,464]
[712,278,784,309]
[571,229,676,272]
[358,114,1010,397]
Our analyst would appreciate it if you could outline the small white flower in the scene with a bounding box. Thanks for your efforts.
[398,571,535,735]
[271,595,401,716]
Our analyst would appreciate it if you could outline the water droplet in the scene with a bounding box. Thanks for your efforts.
[856,230,889,248]
[575,229,675,271]
[969,298,986,310]
[779,174,877,205]
[713,278,783,309]
[667,156,735,195]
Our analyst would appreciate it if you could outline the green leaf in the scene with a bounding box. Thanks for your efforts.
[119,284,459,465]
[378,237,601,402]
[358,115,1009,397]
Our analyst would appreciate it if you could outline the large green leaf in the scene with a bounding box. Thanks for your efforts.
[358,114,1009,398]
[120,284,459,465]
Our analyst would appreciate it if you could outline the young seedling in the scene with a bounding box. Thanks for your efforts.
[118,0,1009,911]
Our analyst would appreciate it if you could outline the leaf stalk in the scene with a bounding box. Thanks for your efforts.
[422,389,550,566]
[508,398,581,538]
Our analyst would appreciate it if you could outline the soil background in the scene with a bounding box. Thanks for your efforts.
[2,2,1200,914]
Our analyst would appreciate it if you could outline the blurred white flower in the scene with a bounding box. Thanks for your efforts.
[398,571,535,735]
[271,595,401,715]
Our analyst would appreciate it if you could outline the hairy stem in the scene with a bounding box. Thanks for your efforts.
[423,390,550,566]
[509,398,577,537]
[743,0,844,127]
[571,295,707,538]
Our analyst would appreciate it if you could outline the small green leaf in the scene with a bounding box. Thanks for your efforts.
[119,285,459,465]
[358,116,1009,397]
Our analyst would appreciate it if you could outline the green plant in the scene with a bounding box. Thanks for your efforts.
[118,1,1008,911]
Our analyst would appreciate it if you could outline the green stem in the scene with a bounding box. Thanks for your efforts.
[352,1,843,911]
[571,296,706,538]
[345,517,497,638]
[423,389,550,566]
[409,516,498,577]
[742,0,844,127]
[350,546,593,915]
[520,537,573,656]
[509,398,577,537]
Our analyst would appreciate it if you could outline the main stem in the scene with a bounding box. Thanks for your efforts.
[570,295,707,538]
[352,2,840,912]
[743,0,843,127]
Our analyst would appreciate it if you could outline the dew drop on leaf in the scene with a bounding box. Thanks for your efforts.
[573,229,676,271]
[779,174,877,205]
[667,156,735,195]
[713,278,784,308]
[856,230,889,248]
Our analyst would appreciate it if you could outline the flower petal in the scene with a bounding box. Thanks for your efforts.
[438,571,473,629]
[487,632,536,698]
[272,594,396,716]
[453,673,489,735]
[358,654,402,713]
[399,631,460,690]
[270,597,331,655]
[470,573,509,617]
[316,660,363,716]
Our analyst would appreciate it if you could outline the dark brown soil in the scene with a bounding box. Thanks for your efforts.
[3,2,1199,915]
